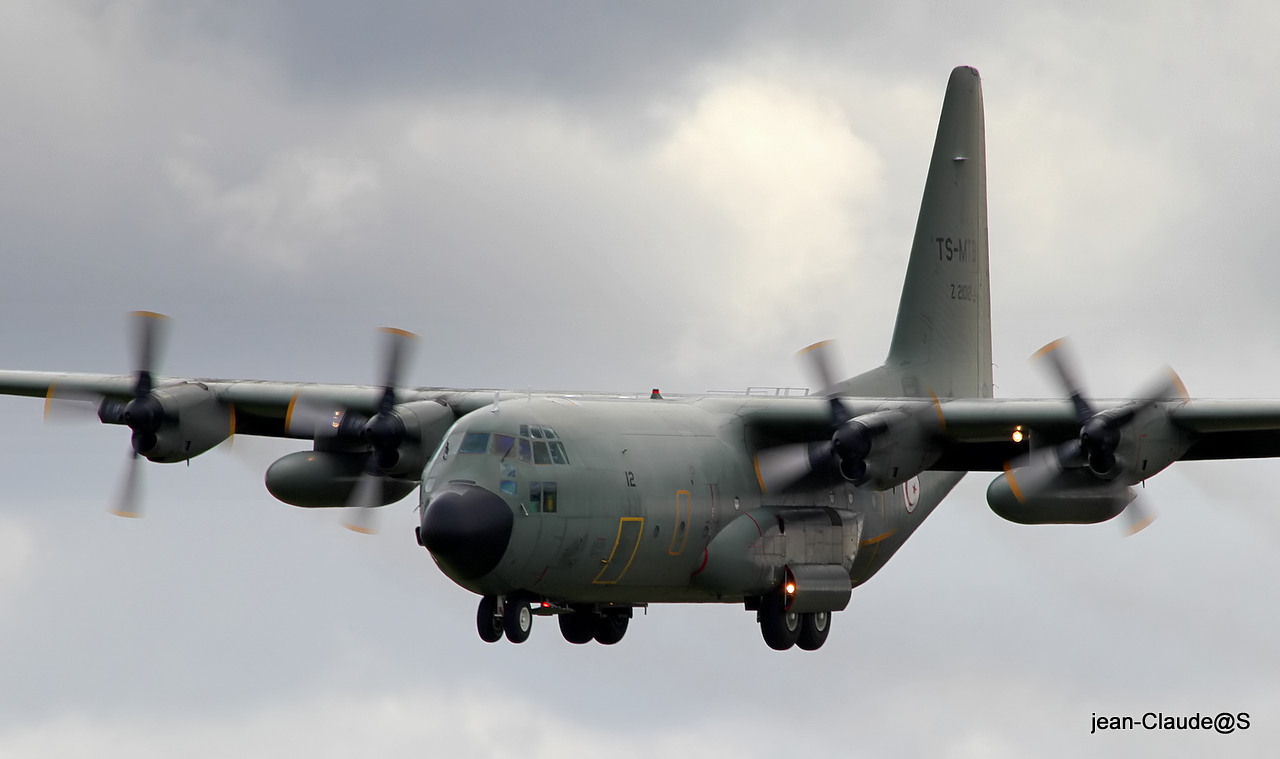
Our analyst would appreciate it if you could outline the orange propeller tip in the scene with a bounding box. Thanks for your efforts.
[129,310,169,320]
[797,340,834,355]
[342,522,377,535]
[1126,516,1156,536]
[378,327,418,339]
[1002,462,1028,504]
[1031,337,1067,361]
[110,510,142,519]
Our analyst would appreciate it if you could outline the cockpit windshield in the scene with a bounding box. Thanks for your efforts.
[453,424,570,465]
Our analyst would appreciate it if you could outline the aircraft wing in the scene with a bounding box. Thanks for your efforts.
[735,395,1280,478]
[0,370,499,440]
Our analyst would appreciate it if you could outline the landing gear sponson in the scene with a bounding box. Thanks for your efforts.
[476,594,635,645]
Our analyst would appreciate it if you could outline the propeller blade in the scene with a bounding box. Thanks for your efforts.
[1031,338,1093,424]
[284,393,352,438]
[376,328,418,412]
[1123,496,1156,536]
[1002,442,1082,504]
[754,441,833,494]
[342,472,382,534]
[798,340,856,428]
[799,340,839,395]
[1120,366,1189,422]
[111,451,144,518]
[42,386,101,423]
[129,311,168,396]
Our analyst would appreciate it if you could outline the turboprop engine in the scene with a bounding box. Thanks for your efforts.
[988,338,1192,532]
[266,399,455,508]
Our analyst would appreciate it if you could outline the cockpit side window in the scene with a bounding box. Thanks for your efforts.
[459,432,490,454]
[530,481,558,513]
[491,434,516,459]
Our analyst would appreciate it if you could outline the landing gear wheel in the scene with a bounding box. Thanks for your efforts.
[759,593,800,651]
[502,594,533,643]
[797,611,831,651]
[559,611,595,644]
[476,595,503,643]
[593,612,629,645]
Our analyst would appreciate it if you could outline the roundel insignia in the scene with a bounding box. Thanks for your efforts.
[904,476,921,513]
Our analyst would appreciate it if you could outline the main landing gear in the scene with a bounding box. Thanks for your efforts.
[476,595,634,645]
[557,606,630,645]
[757,590,833,651]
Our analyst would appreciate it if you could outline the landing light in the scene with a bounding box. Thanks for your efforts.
[1012,425,1024,444]
[784,582,796,595]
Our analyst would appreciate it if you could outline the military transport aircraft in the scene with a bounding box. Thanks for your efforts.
[5,66,1280,651]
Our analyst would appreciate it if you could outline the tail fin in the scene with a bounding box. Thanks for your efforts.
[840,66,993,400]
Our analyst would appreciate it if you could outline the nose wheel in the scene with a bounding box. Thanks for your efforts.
[476,593,534,643]
[502,593,533,643]
[476,595,503,643]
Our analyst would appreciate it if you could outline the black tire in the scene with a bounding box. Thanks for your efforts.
[796,611,831,651]
[593,612,629,645]
[558,611,596,644]
[759,593,800,651]
[502,594,533,643]
[476,595,503,643]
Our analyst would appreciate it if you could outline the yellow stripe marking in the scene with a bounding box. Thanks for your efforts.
[859,530,896,547]
[593,517,645,584]
[753,456,769,494]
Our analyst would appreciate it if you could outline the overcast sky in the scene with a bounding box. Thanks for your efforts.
[2,1,1279,757]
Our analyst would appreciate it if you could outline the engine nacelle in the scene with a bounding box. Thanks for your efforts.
[135,383,233,463]
[987,468,1134,525]
[265,450,418,508]
[377,400,455,479]
[855,410,940,491]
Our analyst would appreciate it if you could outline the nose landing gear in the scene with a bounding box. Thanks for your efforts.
[476,593,533,643]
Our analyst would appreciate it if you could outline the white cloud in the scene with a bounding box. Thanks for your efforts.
[165,146,384,270]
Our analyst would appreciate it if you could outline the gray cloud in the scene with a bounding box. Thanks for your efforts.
[2,1,1280,756]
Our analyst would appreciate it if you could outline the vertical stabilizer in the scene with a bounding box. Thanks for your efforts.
[840,66,993,400]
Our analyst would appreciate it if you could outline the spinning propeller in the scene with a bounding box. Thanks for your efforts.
[1005,338,1187,535]
[287,327,418,534]
[113,311,170,518]
[754,341,940,493]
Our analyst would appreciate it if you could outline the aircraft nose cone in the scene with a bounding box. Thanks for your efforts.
[420,483,513,580]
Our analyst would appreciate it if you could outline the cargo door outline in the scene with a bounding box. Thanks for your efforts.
[667,490,691,556]
[593,517,645,584]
